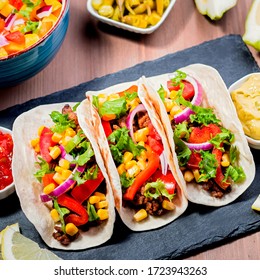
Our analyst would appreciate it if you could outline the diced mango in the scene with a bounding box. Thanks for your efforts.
[4,42,24,55]
[25,34,40,48]
[0,47,8,59]
[45,0,62,11]
[0,0,8,10]
[0,3,15,17]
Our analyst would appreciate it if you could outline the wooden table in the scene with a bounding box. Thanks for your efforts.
[1,0,260,260]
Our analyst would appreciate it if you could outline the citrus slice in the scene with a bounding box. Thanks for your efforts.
[1,226,61,260]
[252,194,260,211]
[194,0,237,20]
[243,0,260,51]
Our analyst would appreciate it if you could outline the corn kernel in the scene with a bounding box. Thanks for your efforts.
[38,125,45,136]
[193,169,200,182]
[51,132,63,143]
[34,143,40,153]
[107,93,120,101]
[221,153,230,167]
[137,141,145,147]
[133,209,147,222]
[49,146,61,159]
[59,158,70,170]
[162,200,175,211]
[137,158,147,170]
[164,98,174,112]
[117,163,126,175]
[97,209,109,220]
[55,166,63,174]
[127,165,141,178]
[61,169,72,180]
[184,170,194,182]
[94,192,106,201]
[125,160,137,170]
[169,90,178,100]
[170,105,182,117]
[30,137,39,148]
[65,223,79,236]
[134,127,149,142]
[137,150,147,161]
[128,99,140,111]
[65,127,76,137]
[89,196,101,204]
[50,209,60,222]
[53,172,64,185]
[97,93,108,106]
[43,183,56,195]
[95,200,108,209]
[60,136,72,146]
[123,151,134,164]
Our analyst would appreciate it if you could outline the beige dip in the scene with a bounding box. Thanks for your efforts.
[231,74,260,140]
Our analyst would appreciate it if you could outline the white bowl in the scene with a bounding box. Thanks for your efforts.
[87,0,176,34]
[228,72,260,150]
[0,126,15,200]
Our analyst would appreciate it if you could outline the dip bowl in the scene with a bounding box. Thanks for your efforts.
[228,72,260,150]
[0,0,70,88]
[0,126,15,200]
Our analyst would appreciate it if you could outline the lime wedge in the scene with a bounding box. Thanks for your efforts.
[243,0,260,51]
[1,226,61,260]
[194,0,237,20]
[252,194,260,211]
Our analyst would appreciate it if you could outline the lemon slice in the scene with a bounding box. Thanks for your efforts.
[194,0,237,20]
[243,0,260,51]
[252,194,260,211]
[1,226,61,260]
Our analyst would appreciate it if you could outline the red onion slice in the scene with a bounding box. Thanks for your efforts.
[5,13,16,31]
[182,140,213,151]
[126,104,147,142]
[59,145,74,162]
[36,5,53,19]
[159,151,168,175]
[0,35,9,48]
[169,74,203,124]
[13,18,25,27]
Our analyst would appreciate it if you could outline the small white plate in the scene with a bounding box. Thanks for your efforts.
[228,72,260,150]
[0,126,15,200]
[87,0,177,34]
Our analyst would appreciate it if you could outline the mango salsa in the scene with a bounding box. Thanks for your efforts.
[0,0,63,59]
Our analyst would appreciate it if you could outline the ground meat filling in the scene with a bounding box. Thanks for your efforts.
[203,181,231,198]
[53,226,80,246]
[62,104,81,132]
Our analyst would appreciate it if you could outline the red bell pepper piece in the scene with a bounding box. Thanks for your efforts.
[9,0,23,10]
[167,80,195,100]
[101,120,113,137]
[151,170,177,195]
[57,194,88,226]
[123,152,160,201]
[188,124,221,143]
[39,127,55,163]
[42,173,57,187]
[212,147,230,190]
[71,169,104,204]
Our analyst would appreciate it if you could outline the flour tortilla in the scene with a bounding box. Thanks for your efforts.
[12,103,115,250]
[139,64,255,206]
[77,81,188,231]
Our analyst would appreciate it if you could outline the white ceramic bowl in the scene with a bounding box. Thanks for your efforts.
[0,126,15,200]
[87,0,176,34]
[228,72,260,149]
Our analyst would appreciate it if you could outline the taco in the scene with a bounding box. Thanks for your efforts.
[12,103,115,250]
[77,82,188,231]
[138,63,255,206]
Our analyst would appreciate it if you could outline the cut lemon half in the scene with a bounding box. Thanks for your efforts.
[1,226,61,260]
[194,0,237,20]
[243,0,260,51]
[252,194,260,211]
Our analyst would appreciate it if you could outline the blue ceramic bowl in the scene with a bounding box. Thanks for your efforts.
[0,0,70,88]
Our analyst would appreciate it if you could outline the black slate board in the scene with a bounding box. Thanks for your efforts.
[1,35,260,260]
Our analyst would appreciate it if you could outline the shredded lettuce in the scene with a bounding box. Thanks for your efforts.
[34,157,53,182]
[50,111,76,133]
[210,128,234,150]
[224,165,246,183]
[53,199,70,233]
[198,151,217,182]
[174,135,192,166]
[120,172,135,190]
[94,97,127,118]
[144,180,175,201]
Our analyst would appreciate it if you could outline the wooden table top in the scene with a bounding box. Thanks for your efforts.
[1,0,260,260]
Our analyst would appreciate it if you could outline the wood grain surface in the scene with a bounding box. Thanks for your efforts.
[1,0,260,260]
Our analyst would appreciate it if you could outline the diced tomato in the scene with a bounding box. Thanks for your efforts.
[101,120,113,137]
[167,80,195,100]
[0,18,5,32]
[188,124,221,143]
[39,127,55,163]
[9,0,23,10]
[42,173,57,187]
[147,121,161,140]
[187,151,202,169]
[147,136,164,156]
[151,170,177,194]
[5,31,25,45]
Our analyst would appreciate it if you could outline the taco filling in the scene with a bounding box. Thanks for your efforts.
[92,85,179,221]
[30,104,109,246]
[156,70,246,198]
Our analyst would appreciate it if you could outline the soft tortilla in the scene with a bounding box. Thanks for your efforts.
[140,64,256,206]
[77,81,188,231]
[12,103,115,250]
